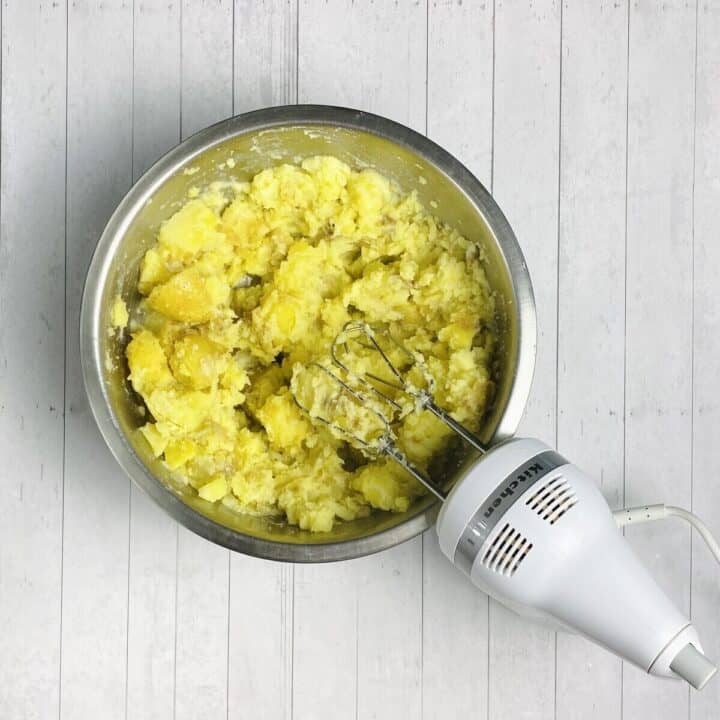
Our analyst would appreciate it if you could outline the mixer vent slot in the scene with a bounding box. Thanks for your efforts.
[525,474,577,524]
[481,523,533,577]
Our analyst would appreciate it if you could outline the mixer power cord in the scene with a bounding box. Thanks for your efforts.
[613,505,720,566]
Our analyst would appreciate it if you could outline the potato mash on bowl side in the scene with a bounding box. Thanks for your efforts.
[118,155,497,532]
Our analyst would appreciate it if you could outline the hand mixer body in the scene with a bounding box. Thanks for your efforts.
[436,437,706,682]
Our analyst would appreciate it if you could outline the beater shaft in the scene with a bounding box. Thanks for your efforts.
[381,441,447,501]
[421,396,487,453]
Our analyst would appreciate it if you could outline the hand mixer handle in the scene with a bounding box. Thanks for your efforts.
[434,437,718,690]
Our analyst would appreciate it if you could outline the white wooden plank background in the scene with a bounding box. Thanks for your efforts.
[556,2,626,718]
[62,3,133,720]
[1,1,718,719]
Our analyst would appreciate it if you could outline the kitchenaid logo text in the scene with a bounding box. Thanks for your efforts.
[483,461,547,519]
[453,450,568,574]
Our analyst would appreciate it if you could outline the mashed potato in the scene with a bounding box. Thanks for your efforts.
[123,156,496,532]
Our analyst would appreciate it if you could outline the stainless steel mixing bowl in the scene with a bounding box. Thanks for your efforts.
[80,105,536,562]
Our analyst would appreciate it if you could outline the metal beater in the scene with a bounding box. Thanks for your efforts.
[291,321,487,500]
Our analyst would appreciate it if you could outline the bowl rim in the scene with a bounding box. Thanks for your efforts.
[80,104,537,563]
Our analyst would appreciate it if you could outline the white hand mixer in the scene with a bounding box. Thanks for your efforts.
[293,321,720,691]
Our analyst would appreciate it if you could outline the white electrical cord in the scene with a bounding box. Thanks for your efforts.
[613,504,720,566]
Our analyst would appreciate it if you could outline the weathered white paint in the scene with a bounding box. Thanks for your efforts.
[61,2,134,719]
[0,1,717,719]
[234,0,298,112]
[690,5,720,718]
[556,2,627,718]
[0,3,65,718]
[623,1,696,718]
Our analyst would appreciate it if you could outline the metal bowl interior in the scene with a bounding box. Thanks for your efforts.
[80,105,536,562]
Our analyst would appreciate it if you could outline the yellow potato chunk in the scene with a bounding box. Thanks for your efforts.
[438,318,477,352]
[147,267,227,324]
[127,330,174,395]
[242,367,282,418]
[343,266,410,322]
[139,422,169,457]
[138,247,171,294]
[397,411,453,465]
[348,169,394,227]
[198,475,229,502]
[219,357,251,405]
[145,388,213,432]
[256,389,310,450]
[111,295,129,329]
[164,438,198,470]
[351,461,421,513]
[169,334,225,389]
[251,290,316,356]
[158,198,225,260]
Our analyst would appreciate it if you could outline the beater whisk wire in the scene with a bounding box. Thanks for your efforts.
[291,360,447,500]
[332,322,488,454]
